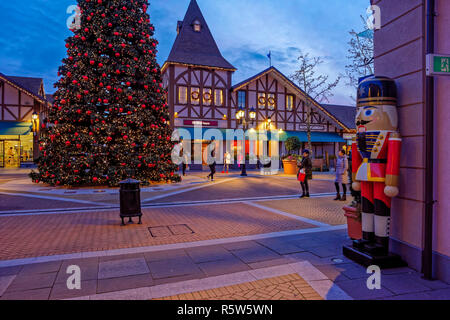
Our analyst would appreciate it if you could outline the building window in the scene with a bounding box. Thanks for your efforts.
[203,88,212,106]
[20,134,34,163]
[191,87,200,105]
[267,93,276,110]
[258,93,266,109]
[193,20,201,32]
[178,86,188,104]
[286,95,294,111]
[215,89,224,106]
[238,91,246,108]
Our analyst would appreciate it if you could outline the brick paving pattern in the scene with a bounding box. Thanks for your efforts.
[156,274,323,300]
[152,177,334,203]
[0,229,448,300]
[258,198,347,226]
[0,203,316,260]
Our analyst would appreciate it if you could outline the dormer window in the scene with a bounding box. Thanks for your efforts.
[193,20,201,32]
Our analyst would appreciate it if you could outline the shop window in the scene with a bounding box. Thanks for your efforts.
[215,89,224,106]
[191,87,200,105]
[178,86,188,104]
[286,95,294,111]
[20,133,34,163]
[258,93,266,109]
[267,93,276,110]
[203,88,212,106]
[238,91,246,108]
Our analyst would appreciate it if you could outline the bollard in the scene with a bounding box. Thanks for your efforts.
[119,179,142,226]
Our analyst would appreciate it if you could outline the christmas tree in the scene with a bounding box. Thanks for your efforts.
[31,0,180,186]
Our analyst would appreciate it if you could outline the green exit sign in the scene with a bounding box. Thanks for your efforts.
[427,54,450,76]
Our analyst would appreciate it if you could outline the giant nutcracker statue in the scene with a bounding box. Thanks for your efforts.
[343,76,406,267]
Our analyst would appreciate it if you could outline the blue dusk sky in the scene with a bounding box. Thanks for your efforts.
[0,0,370,105]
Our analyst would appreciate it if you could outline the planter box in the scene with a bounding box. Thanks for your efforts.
[343,205,362,240]
[282,160,298,175]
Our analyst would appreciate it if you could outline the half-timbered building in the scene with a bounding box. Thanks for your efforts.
[162,0,356,166]
[0,73,49,167]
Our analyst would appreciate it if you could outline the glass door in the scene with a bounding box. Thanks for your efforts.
[0,141,4,167]
[4,140,20,168]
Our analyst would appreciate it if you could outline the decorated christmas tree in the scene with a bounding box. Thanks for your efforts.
[31,0,180,186]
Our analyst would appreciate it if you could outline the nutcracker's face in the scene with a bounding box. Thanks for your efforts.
[356,105,398,133]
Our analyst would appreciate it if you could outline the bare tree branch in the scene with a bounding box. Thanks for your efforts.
[345,16,374,96]
[289,51,341,154]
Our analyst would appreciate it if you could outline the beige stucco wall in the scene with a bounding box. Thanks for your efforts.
[373,0,426,254]
[433,0,450,257]
[373,0,450,276]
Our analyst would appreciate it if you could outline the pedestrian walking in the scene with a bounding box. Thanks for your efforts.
[181,149,189,176]
[298,149,313,198]
[334,149,349,201]
[174,139,184,175]
[222,151,231,173]
[206,140,217,181]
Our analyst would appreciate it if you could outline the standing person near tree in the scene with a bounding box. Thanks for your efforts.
[206,140,216,181]
[334,149,349,201]
[182,150,189,177]
[298,149,313,198]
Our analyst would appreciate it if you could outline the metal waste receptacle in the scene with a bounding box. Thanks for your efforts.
[119,179,142,226]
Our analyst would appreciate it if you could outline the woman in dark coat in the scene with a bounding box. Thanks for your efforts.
[298,149,313,198]
[206,140,217,181]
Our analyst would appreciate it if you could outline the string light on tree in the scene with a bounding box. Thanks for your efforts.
[31,0,180,187]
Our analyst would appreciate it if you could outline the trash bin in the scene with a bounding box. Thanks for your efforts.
[119,179,142,226]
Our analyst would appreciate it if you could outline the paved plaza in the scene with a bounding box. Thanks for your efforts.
[0,168,449,300]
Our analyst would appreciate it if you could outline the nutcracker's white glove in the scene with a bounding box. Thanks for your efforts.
[352,181,361,191]
[384,186,399,198]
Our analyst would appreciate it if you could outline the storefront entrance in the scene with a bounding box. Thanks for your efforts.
[2,140,20,168]
[0,134,34,168]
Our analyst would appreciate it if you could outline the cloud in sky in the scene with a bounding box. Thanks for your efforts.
[0,0,370,104]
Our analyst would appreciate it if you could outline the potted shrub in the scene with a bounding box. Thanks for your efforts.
[343,204,362,240]
[282,137,302,174]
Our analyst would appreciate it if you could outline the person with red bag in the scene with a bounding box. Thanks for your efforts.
[298,149,313,198]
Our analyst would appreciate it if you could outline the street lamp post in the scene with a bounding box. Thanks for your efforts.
[32,112,39,136]
[235,106,256,177]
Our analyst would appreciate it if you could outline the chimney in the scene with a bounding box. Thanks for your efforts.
[177,21,183,34]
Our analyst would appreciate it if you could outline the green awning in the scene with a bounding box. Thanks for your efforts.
[173,127,345,143]
[0,122,32,135]
[281,131,345,143]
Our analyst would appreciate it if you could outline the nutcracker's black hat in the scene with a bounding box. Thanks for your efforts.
[357,76,397,108]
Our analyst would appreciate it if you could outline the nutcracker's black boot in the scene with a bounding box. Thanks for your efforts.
[364,236,389,255]
[340,194,347,201]
[334,194,341,200]
[353,231,374,250]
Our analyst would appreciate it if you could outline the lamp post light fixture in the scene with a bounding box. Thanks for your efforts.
[32,112,39,136]
[235,106,256,177]
[266,116,272,131]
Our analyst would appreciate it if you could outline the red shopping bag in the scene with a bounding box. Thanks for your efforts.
[297,169,306,182]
